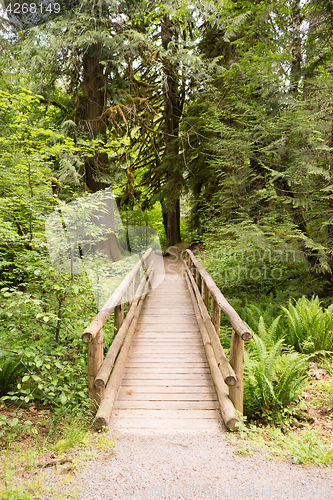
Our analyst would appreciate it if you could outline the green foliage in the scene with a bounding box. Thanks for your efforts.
[0,408,39,449]
[240,305,284,343]
[52,418,87,453]
[281,296,333,354]
[198,220,328,303]
[0,359,25,397]
[244,334,308,419]
[0,260,96,416]
[233,424,333,466]
[310,380,333,416]
[268,427,333,466]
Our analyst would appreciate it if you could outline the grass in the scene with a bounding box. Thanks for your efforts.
[229,424,333,466]
[308,380,333,416]
[230,364,333,466]
[0,404,117,500]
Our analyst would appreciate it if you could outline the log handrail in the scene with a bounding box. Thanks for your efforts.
[93,265,154,430]
[94,261,154,390]
[82,247,153,343]
[184,262,236,386]
[184,250,251,341]
[82,248,153,407]
[184,249,252,416]
[184,272,238,430]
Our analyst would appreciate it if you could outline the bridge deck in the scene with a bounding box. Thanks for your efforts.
[111,258,224,432]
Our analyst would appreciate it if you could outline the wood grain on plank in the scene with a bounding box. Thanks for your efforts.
[111,259,224,432]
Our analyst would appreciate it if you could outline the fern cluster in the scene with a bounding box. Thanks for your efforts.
[241,295,333,420]
[282,296,333,354]
[244,334,308,418]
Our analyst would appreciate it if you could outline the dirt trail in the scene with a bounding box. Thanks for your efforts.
[37,429,333,500]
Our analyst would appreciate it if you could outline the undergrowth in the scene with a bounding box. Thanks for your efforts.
[230,419,333,466]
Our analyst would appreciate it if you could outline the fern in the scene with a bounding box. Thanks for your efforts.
[281,296,333,354]
[0,359,25,397]
[244,334,308,418]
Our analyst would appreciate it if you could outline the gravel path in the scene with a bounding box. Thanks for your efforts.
[37,428,333,500]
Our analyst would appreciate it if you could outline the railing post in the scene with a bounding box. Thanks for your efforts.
[134,268,140,297]
[114,298,124,335]
[202,280,209,309]
[229,329,244,414]
[88,328,104,408]
[127,280,134,309]
[211,297,220,337]
[196,268,201,290]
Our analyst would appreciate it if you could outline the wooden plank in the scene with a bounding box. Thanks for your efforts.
[141,306,193,311]
[121,373,212,381]
[111,419,222,431]
[133,340,201,345]
[134,325,200,332]
[120,379,215,386]
[112,409,220,419]
[117,392,217,400]
[129,348,205,354]
[125,362,210,368]
[114,401,219,410]
[134,330,202,341]
[131,340,203,345]
[127,357,208,363]
[123,368,211,374]
[128,353,206,363]
[138,317,198,323]
[118,383,216,394]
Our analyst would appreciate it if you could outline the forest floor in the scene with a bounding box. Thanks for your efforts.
[0,365,333,499]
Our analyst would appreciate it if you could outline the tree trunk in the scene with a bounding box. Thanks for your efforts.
[161,15,182,246]
[81,43,109,192]
[290,0,302,95]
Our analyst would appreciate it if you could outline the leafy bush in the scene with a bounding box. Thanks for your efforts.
[281,296,333,354]
[1,343,89,417]
[244,334,308,419]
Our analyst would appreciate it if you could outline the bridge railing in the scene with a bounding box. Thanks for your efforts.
[81,248,154,421]
[183,249,252,423]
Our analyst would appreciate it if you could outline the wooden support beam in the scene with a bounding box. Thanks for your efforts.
[202,280,209,309]
[229,329,244,414]
[134,268,141,296]
[196,268,202,290]
[114,299,124,335]
[126,280,134,309]
[82,248,152,342]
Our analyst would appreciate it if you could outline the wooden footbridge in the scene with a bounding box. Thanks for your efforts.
[82,249,252,432]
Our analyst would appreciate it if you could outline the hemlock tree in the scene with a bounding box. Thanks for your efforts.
[181,0,333,279]
[1,0,207,246]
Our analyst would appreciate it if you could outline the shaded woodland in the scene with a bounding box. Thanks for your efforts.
[0,0,333,469]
